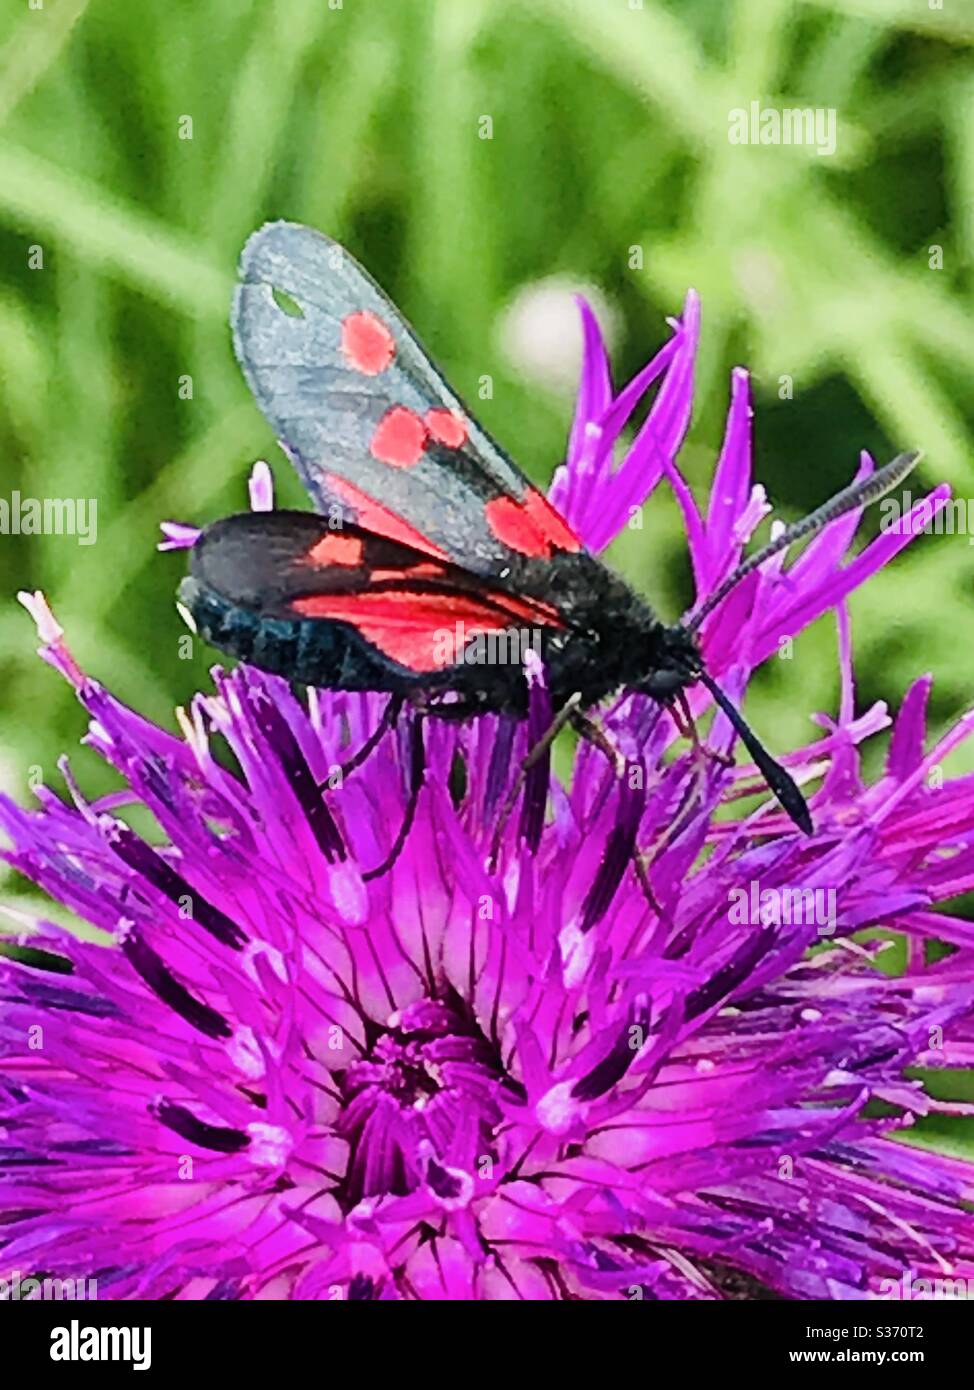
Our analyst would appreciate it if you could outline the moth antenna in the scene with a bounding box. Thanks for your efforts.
[686,449,921,635]
[696,670,812,834]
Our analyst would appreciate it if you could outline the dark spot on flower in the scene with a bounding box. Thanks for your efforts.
[51,1139,133,1156]
[205,1278,245,1300]
[243,680,346,863]
[700,1261,785,1301]
[448,750,468,809]
[579,778,646,932]
[571,999,651,1101]
[0,1148,59,1167]
[122,931,232,1039]
[151,1099,250,1154]
[0,1206,46,1224]
[684,924,776,1019]
[485,718,516,811]
[7,981,118,1018]
[425,1156,464,1200]
[111,824,247,949]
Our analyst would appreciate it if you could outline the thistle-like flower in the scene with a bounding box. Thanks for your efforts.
[2,295,973,1301]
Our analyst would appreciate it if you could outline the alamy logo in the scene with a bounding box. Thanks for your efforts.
[50,1320,151,1371]
[879,492,974,543]
[728,101,837,157]
[432,622,542,666]
[0,1270,97,1301]
[0,493,97,545]
[729,880,837,936]
[876,1272,974,1300]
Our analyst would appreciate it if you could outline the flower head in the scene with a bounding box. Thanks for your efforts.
[2,297,973,1300]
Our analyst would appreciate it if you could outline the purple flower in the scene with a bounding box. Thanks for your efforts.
[2,296,974,1302]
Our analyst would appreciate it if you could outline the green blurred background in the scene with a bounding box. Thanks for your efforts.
[1,0,973,1155]
[1,0,973,808]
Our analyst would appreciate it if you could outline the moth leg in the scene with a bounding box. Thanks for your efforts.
[487,692,583,872]
[568,709,626,776]
[334,694,404,781]
[625,695,723,925]
[570,710,664,919]
[362,713,425,881]
[672,690,733,770]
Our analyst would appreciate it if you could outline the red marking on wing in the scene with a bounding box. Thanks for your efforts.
[325,475,451,562]
[372,573,561,627]
[371,563,447,582]
[305,533,365,568]
[370,406,428,467]
[291,591,519,671]
[340,311,395,375]
[424,408,467,449]
[485,489,582,557]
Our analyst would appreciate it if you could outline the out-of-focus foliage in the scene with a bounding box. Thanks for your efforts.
[0,0,971,794]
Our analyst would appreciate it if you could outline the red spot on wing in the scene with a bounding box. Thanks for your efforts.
[532,492,583,553]
[370,406,428,468]
[325,475,450,562]
[340,311,395,375]
[424,408,468,449]
[305,533,365,568]
[485,490,582,557]
[291,591,517,672]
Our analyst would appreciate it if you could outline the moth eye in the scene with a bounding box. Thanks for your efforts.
[270,286,305,319]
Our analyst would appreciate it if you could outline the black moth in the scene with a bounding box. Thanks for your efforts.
[180,221,919,873]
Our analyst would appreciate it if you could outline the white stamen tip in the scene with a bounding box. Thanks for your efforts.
[536,1081,581,1135]
[247,1122,292,1167]
[249,460,275,512]
[559,921,594,988]
[18,590,62,645]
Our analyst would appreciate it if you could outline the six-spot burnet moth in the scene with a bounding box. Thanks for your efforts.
[179,221,920,874]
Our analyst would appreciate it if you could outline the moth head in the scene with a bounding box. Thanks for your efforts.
[635,623,702,700]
